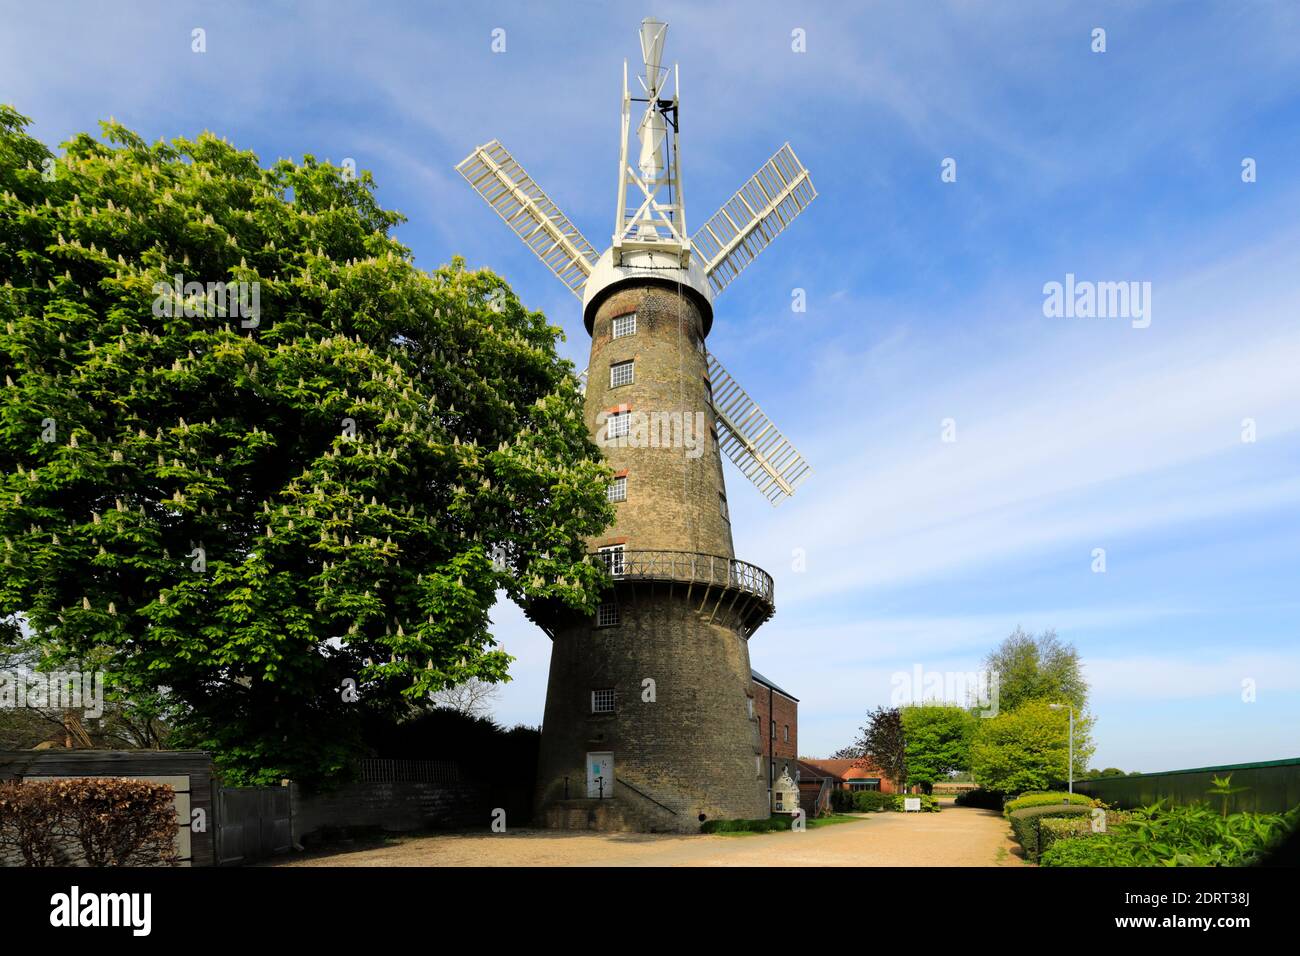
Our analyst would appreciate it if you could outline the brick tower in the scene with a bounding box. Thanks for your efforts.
[455,18,816,831]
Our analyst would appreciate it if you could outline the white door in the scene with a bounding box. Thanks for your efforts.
[586,752,613,799]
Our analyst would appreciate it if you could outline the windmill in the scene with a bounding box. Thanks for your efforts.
[456,18,817,830]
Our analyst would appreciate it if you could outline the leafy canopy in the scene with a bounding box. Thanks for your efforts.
[0,106,613,784]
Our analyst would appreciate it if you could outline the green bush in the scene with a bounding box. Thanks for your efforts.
[892,793,941,812]
[829,789,856,813]
[1003,791,1093,817]
[852,791,894,812]
[1038,809,1131,857]
[700,816,792,834]
[1008,804,1093,862]
[1039,803,1300,867]
[954,788,1004,810]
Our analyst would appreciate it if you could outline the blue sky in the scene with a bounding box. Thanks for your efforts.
[4,1,1298,771]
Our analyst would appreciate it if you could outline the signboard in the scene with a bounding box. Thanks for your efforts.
[904,797,921,812]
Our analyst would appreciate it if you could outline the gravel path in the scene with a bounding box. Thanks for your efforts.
[270,803,1027,867]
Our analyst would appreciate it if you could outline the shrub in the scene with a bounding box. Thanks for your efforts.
[1039,803,1300,867]
[852,791,894,812]
[1038,809,1132,857]
[954,788,1004,810]
[892,793,941,812]
[829,789,855,813]
[0,778,179,867]
[1003,791,1093,817]
[700,816,793,834]
[1008,804,1093,862]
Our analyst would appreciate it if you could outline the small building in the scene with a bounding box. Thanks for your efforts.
[796,758,842,817]
[801,757,901,794]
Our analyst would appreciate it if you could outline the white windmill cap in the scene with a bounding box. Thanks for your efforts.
[581,245,715,336]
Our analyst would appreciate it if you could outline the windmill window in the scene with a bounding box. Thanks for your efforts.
[746,697,754,718]
[595,601,620,627]
[612,313,637,339]
[607,476,627,502]
[703,377,713,400]
[591,689,616,713]
[610,360,634,388]
[598,544,625,576]
[719,492,729,522]
[607,411,630,439]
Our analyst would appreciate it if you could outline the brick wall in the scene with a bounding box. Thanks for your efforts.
[752,677,798,804]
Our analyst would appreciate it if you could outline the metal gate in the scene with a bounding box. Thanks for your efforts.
[215,786,292,865]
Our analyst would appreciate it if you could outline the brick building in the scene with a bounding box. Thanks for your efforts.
[801,757,901,794]
[751,670,798,808]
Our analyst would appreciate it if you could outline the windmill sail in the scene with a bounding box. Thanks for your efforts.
[693,143,817,296]
[456,140,600,297]
[706,352,811,504]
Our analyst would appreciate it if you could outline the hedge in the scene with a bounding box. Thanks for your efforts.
[1004,791,1093,817]
[1039,809,1132,857]
[954,788,1004,810]
[700,817,792,833]
[1008,804,1093,862]
[0,778,179,867]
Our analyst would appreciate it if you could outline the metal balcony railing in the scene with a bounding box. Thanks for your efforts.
[595,549,774,605]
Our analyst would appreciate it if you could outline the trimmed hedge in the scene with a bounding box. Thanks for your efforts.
[954,788,1005,810]
[853,791,894,812]
[0,778,179,867]
[700,817,792,833]
[1004,791,1093,817]
[1039,809,1132,857]
[1009,804,1093,862]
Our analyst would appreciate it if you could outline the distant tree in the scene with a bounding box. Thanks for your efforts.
[984,627,1087,713]
[970,699,1093,793]
[429,677,501,719]
[830,744,862,760]
[849,706,906,791]
[901,704,977,794]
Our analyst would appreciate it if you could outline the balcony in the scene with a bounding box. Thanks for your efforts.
[595,549,775,636]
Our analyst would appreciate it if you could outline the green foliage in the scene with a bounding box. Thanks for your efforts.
[1039,803,1300,867]
[0,107,613,786]
[1038,809,1131,858]
[892,793,940,812]
[971,700,1076,794]
[850,790,893,812]
[900,703,976,793]
[984,627,1087,713]
[1003,790,1094,817]
[846,706,906,790]
[701,816,793,833]
[1008,804,1093,861]
[1207,773,1250,818]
